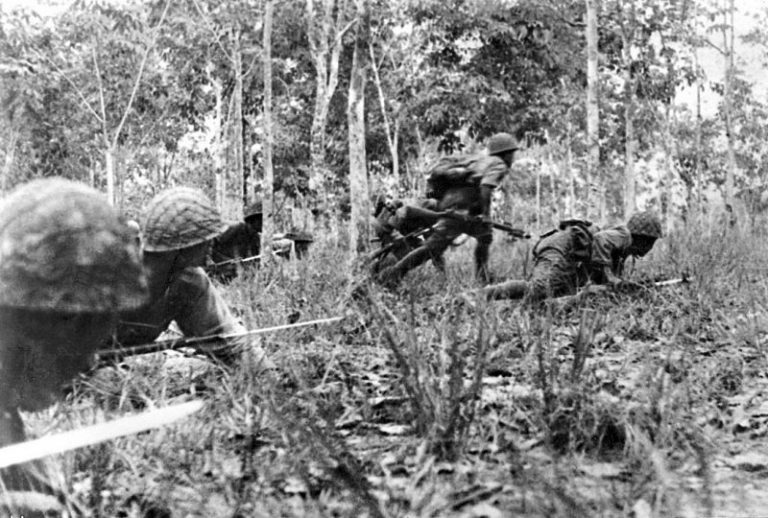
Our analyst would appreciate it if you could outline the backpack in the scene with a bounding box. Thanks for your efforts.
[535,219,596,262]
[425,155,481,199]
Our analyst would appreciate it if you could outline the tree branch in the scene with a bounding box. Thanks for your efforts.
[702,37,725,55]
[92,44,109,144]
[111,0,172,148]
[191,0,234,63]
[35,50,103,125]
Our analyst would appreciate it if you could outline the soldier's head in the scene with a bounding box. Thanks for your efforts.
[0,178,147,415]
[487,132,520,167]
[626,211,662,257]
[142,186,225,270]
[244,199,263,231]
[372,193,396,218]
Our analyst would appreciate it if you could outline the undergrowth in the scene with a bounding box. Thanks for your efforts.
[10,219,768,517]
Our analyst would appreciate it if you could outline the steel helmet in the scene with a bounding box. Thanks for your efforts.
[142,187,225,252]
[627,211,662,238]
[245,200,263,220]
[0,178,147,312]
[487,132,520,155]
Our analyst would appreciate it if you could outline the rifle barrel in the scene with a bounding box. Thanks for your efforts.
[97,316,344,364]
[0,401,204,468]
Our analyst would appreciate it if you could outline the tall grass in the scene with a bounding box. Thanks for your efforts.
[9,218,768,517]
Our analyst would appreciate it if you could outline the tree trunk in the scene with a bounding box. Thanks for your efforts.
[306,0,348,205]
[694,44,703,211]
[2,130,17,194]
[105,146,116,205]
[227,29,245,220]
[535,166,541,231]
[209,71,225,211]
[621,26,636,218]
[262,0,275,261]
[347,0,370,256]
[369,42,398,177]
[585,0,600,220]
[662,103,675,231]
[566,118,576,215]
[722,0,736,209]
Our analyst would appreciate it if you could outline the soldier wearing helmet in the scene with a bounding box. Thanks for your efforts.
[377,132,520,288]
[113,187,271,367]
[370,193,446,274]
[209,200,263,282]
[0,178,147,503]
[483,211,662,302]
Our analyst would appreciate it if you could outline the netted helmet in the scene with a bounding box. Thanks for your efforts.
[0,178,147,312]
[487,132,520,155]
[142,187,225,252]
[245,200,263,220]
[627,211,662,238]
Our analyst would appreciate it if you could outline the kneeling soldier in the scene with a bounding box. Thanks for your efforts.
[371,194,446,273]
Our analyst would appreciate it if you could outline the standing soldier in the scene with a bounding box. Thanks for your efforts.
[0,178,147,510]
[113,187,271,367]
[483,211,662,302]
[377,132,520,287]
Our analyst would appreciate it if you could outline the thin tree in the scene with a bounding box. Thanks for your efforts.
[585,0,600,219]
[721,0,736,209]
[305,0,354,202]
[616,0,638,217]
[347,0,370,256]
[261,0,275,261]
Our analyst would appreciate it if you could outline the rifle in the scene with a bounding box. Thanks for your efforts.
[397,205,531,240]
[208,253,263,269]
[367,227,432,263]
[0,401,203,468]
[97,316,344,365]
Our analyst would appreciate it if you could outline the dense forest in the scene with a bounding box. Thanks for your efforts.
[3,0,768,241]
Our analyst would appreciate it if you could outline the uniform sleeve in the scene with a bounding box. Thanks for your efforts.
[478,156,509,188]
[590,226,632,266]
[169,267,246,337]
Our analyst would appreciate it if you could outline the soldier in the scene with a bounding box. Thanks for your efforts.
[0,178,147,508]
[113,187,271,367]
[377,132,520,287]
[371,194,446,273]
[209,201,263,281]
[209,200,314,281]
[482,211,662,303]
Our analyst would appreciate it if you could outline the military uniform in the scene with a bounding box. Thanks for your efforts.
[0,178,147,510]
[372,196,445,272]
[111,187,269,366]
[377,136,517,287]
[484,212,662,302]
[115,266,249,356]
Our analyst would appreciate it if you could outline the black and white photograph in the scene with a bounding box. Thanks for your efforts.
[1,0,767,515]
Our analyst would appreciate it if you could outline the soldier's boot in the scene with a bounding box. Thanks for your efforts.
[377,245,434,288]
[482,280,529,300]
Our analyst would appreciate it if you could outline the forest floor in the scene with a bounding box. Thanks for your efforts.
[21,220,768,517]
